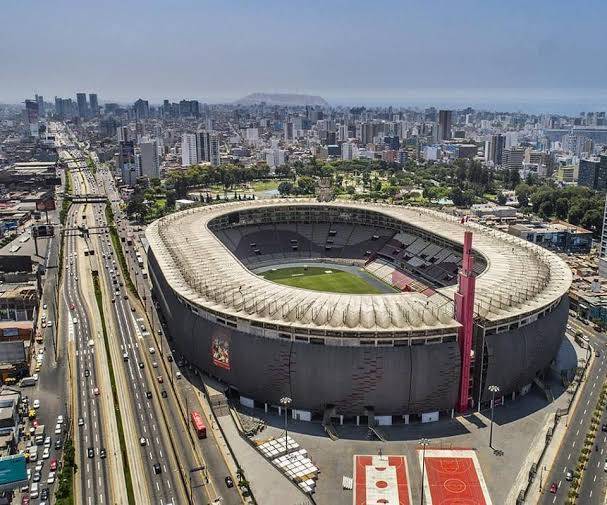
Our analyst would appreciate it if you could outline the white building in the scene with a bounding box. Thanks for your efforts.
[342,142,354,160]
[181,133,198,167]
[265,149,286,173]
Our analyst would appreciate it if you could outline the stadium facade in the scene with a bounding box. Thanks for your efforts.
[146,200,571,423]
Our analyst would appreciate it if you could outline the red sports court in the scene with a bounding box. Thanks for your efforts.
[354,455,412,505]
[418,449,492,505]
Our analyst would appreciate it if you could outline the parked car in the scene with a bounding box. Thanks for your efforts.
[549,482,557,493]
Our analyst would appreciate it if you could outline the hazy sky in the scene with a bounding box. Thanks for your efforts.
[2,0,607,112]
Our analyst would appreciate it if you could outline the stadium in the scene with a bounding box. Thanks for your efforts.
[145,200,572,424]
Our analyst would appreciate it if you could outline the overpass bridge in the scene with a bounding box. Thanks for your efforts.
[68,194,108,203]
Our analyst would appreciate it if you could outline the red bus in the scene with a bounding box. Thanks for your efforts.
[190,411,207,439]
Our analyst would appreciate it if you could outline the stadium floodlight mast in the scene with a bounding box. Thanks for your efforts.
[419,438,430,505]
[488,385,500,449]
[280,396,292,457]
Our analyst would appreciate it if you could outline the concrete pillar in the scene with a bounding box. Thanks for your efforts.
[402,414,409,424]
[451,408,454,419]
[264,403,268,413]
[356,415,360,426]
[339,415,344,425]
[512,391,515,401]
[278,406,282,416]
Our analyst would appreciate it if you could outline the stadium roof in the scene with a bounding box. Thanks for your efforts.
[146,200,572,334]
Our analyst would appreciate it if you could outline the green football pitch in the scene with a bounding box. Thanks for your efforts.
[260,266,383,294]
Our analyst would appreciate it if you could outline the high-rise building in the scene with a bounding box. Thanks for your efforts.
[117,126,129,142]
[209,133,221,166]
[181,133,198,167]
[139,141,160,179]
[24,99,39,124]
[35,94,44,117]
[578,158,601,189]
[89,94,99,116]
[486,134,506,166]
[284,121,294,142]
[503,147,526,171]
[338,124,349,142]
[341,142,354,160]
[118,141,138,186]
[437,110,453,141]
[133,99,150,119]
[76,93,88,119]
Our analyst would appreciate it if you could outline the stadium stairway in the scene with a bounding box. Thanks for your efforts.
[322,407,340,441]
[533,376,554,403]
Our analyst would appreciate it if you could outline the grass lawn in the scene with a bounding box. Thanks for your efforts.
[261,266,382,294]
[251,180,283,192]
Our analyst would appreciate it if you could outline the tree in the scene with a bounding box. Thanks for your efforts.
[581,209,603,236]
[496,193,507,205]
[538,200,554,219]
[555,198,569,220]
[515,183,532,208]
[277,181,293,196]
[296,176,316,195]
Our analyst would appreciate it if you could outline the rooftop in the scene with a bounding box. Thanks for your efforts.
[146,200,572,334]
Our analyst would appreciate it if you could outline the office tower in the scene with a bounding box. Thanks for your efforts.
[504,131,518,149]
[117,126,129,142]
[179,100,200,117]
[35,95,44,117]
[338,124,349,142]
[209,133,220,166]
[503,146,525,170]
[265,149,286,171]
[24,100,39,124]
[139,141,160,178]
[118,141,138,186]
[342,142,354,160]
[284,121,294,142]
[76,93,88,119]
[356,122,373,145]
[397,149,408,165]
[384,136,400,150]
[89,94,99,116]
[578,158,601,189]
[133,99,150,119]
[437,110,453,141]
[486,134,505,166]
[181,133,198,167]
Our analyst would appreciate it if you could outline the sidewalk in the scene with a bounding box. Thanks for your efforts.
[193,375,310,505]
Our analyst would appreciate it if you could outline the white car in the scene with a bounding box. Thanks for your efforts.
[149,347,155,355]
[34,462,43,473]
[47,471,55,484]
[44,437,51,448]
[57,415,64,424]
[42,448,50,459]
[33,399,40,409]
[54,424,62,435]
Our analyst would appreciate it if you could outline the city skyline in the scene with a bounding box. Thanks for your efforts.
[2,0,607,113]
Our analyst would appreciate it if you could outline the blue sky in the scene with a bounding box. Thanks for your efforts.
[2,0,606,112]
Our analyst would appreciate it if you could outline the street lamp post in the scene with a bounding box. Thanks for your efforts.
[280,396,292,456]
[419,438,430,505]
[488,385,500,449]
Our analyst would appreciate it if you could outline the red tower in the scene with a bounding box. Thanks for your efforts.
[455,231,476,413]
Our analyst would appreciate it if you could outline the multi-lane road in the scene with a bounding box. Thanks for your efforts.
[539,317,607,504]
[51,121,247,505]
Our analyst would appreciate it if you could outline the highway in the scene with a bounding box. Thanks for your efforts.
[95,158,241,505]
[538,317,607,504]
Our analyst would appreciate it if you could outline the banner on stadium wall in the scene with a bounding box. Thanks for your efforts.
[211,335,230,370]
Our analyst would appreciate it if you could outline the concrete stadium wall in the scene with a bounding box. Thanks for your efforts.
[481,296,569,402]
[148,250,461,416]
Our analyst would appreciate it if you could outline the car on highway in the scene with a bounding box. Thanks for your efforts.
[157,376,163,384]
[225,476,234,488]
[149,347,155,354]
[78,418,84,427]
[100,448,107,459]
[40,488,49,501]
[84,369,90,377]
[176,371,182,379]
[54,424,62,435]
[602,423,607,432]
[161,391,167,398]
[21,495,29,505]
[32,472,41,483]
[152,362,158,368]
[42,447,49,459]
[153,463,162,475]
[57,415,64,424]
[54,438,62,450]
[93,387,100,396]
[139,437,147,446]
[167,354,172,362]
[145,391,152,399]
[549,482,557,493]
[138,362,144,369]
[47,472,55,484]
[32,400,40,409]
[565,469,573,481]
[50,458,57,471]
[87,447,94,458]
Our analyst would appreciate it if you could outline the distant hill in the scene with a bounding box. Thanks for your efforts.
[234,93,329,107]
